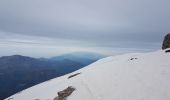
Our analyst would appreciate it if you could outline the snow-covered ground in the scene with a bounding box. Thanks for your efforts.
[5,50,170,100]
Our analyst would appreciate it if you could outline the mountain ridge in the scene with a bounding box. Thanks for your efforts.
[5,49,170,100]
[0,52,104,100]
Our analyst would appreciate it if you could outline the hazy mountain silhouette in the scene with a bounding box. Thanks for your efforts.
[0,52,105,100]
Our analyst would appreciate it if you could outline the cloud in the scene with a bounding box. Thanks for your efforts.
[0,0,169,57]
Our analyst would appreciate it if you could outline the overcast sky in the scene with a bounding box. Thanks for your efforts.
[0,0,169,57]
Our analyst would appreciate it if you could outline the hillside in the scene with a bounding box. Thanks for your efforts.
[0,52,104,100]
[5,49,170,100]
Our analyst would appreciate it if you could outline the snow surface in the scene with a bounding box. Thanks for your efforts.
[5,50,170,100]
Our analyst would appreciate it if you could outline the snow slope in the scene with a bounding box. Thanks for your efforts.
[5,50,170,100]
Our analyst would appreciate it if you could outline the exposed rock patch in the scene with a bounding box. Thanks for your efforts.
[129,58,137,61]
[165,49,170,53]
[162,33,170,50]
[68,73,81,79]
[53,86,75,100]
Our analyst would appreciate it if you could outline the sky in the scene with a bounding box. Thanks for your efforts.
[0,0,169,57]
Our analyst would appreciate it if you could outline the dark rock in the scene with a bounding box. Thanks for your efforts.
[53,86,75,100]
[68,73,81,79]
[129,58,137,60]
[165,49,170,53]
[162,33,170,50]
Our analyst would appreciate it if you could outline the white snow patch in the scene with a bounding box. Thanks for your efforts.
[5,50,170,100]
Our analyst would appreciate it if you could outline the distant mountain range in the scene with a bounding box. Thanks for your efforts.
[5,50,170,100]
[0,52,105,100]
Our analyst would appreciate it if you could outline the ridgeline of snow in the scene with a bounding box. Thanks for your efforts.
[5,50,170,100]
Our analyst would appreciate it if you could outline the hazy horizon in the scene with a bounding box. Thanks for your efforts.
[0,0,169,57]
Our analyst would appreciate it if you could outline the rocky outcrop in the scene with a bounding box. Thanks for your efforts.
[68,73,81,79]
[53,86,75,100]
[165,49,170,53]
[162,33,170,50]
